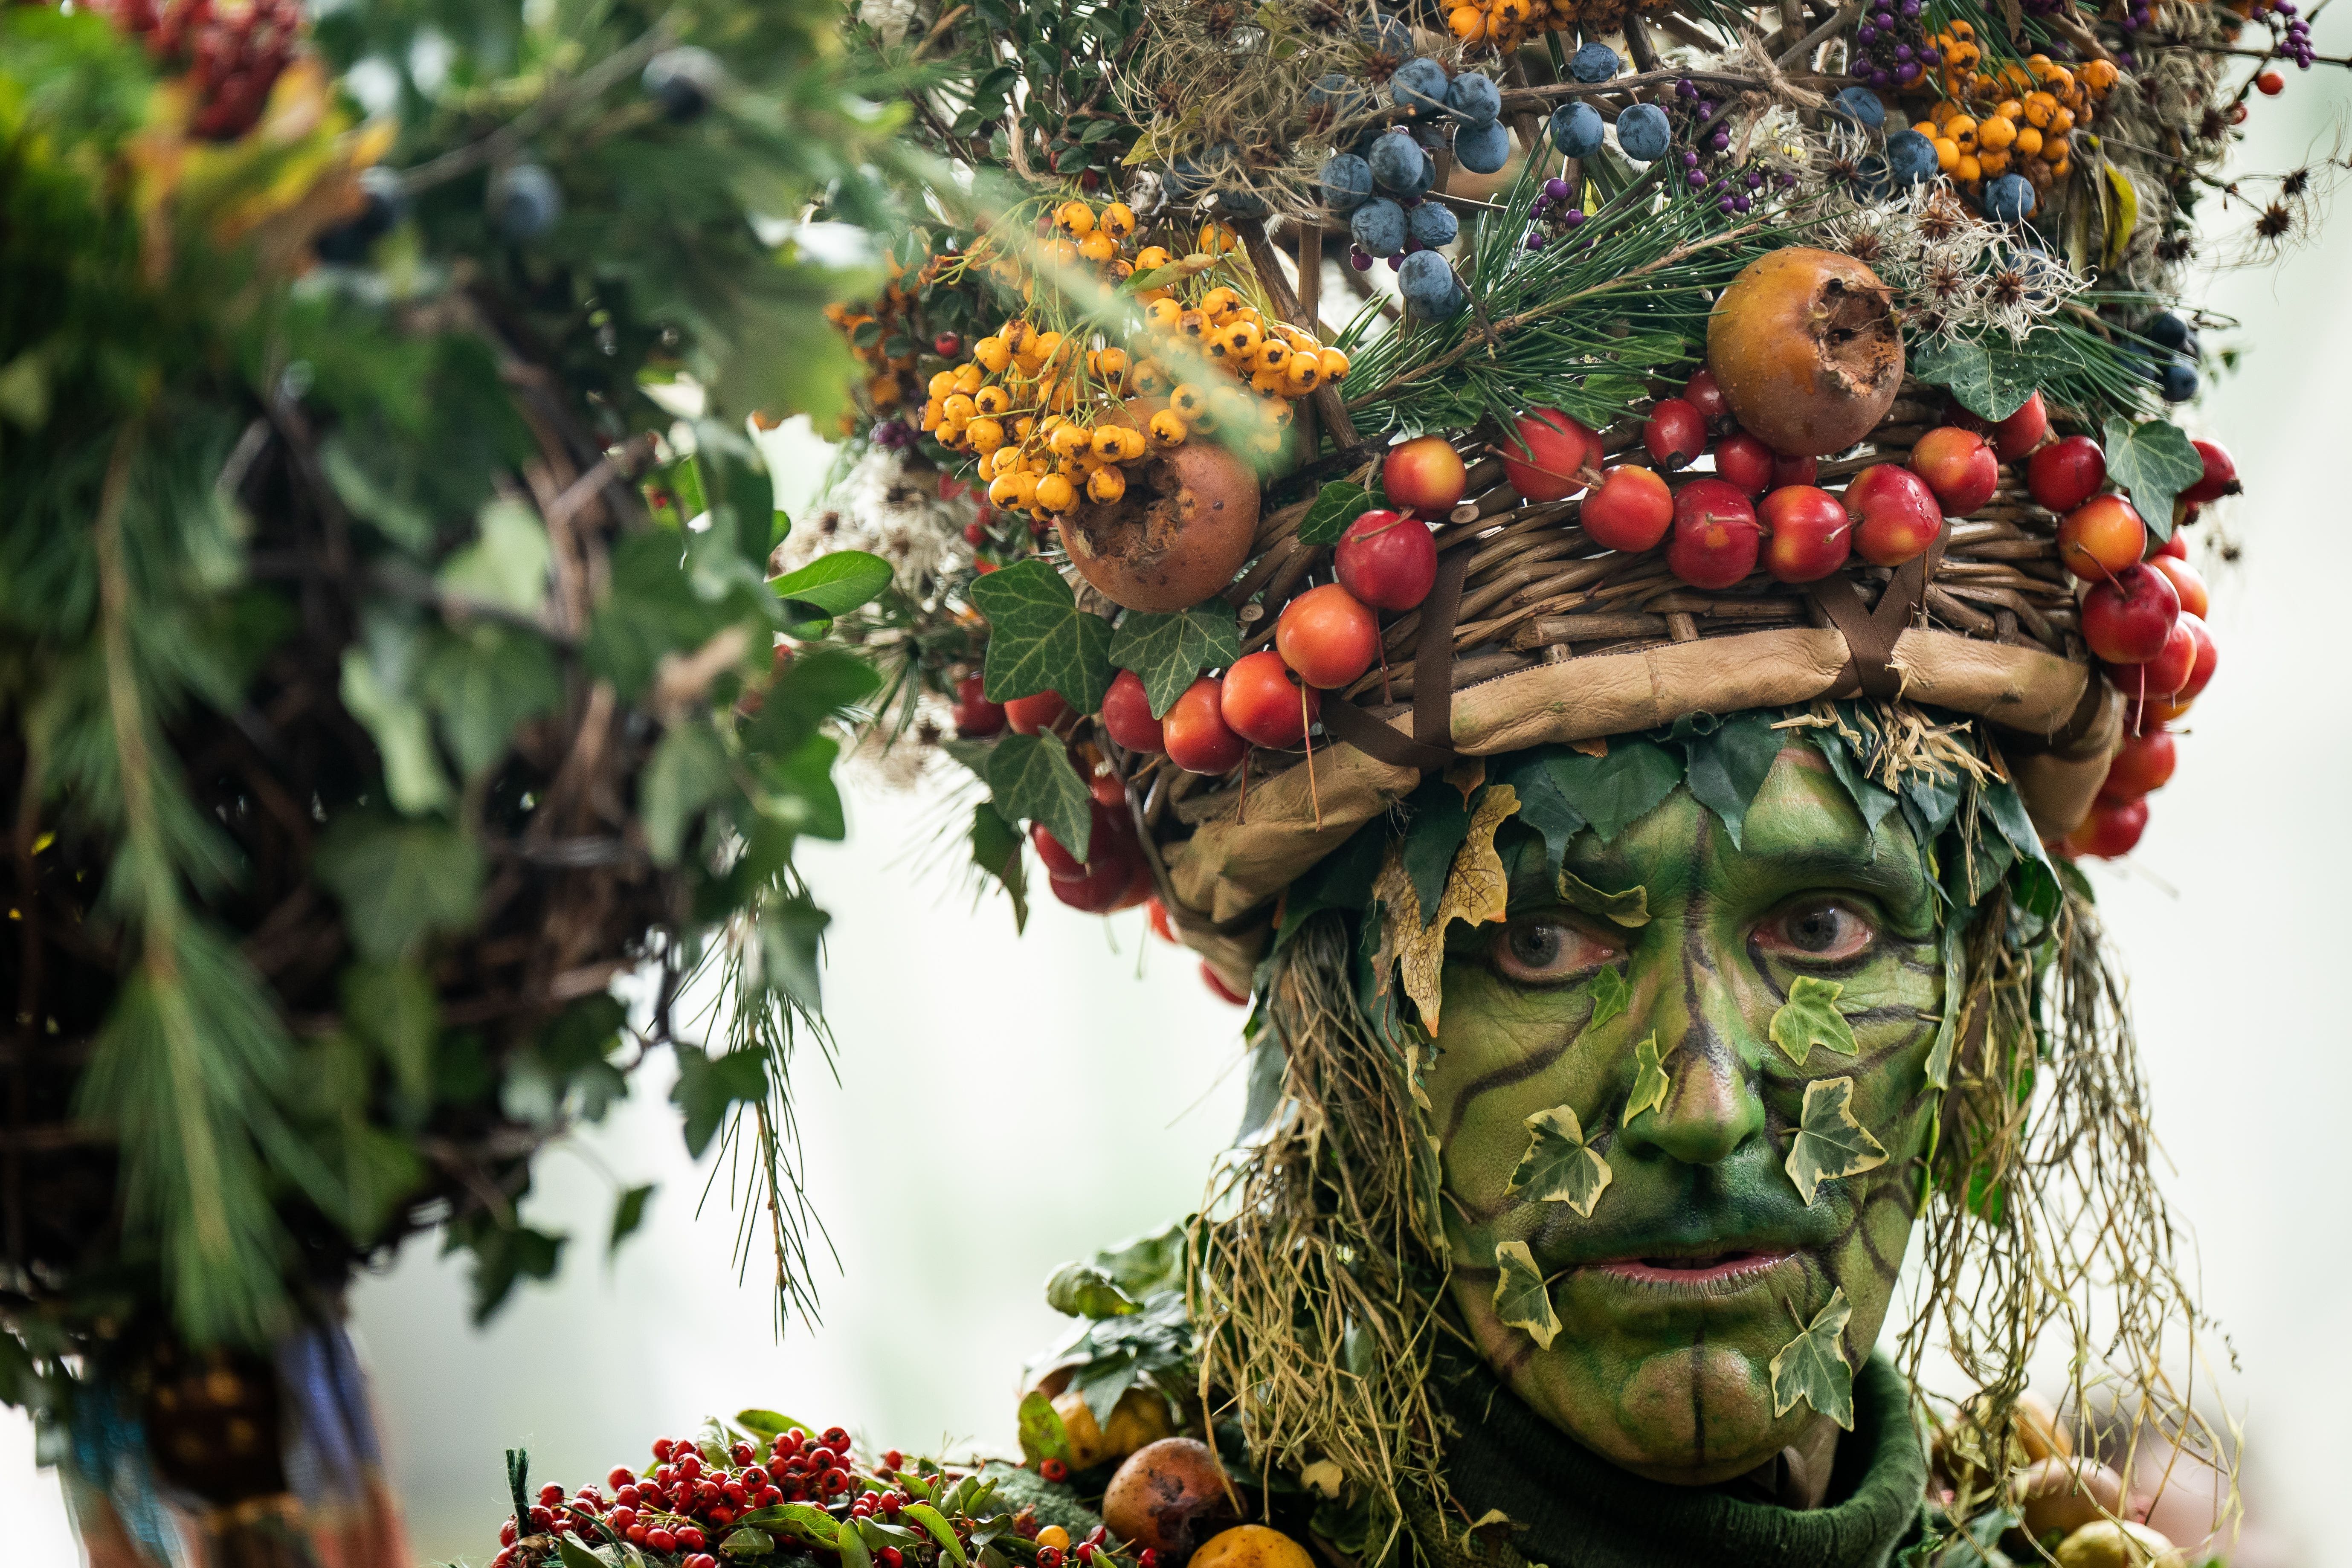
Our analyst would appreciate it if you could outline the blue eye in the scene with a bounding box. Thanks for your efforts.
[1491,918,1618,983]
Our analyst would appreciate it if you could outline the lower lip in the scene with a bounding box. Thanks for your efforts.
[1589,1251,1797,1290]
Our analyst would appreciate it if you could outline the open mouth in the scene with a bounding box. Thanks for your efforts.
[1589,1249,1797,1289]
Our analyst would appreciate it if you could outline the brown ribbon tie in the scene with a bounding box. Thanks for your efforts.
[1320,541,1467,772]
[1807,520,1951,701]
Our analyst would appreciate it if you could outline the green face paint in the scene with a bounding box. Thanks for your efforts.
[1424,743,1944,1485]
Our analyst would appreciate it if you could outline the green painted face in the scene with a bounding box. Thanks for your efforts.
[1425,743,1943,1484]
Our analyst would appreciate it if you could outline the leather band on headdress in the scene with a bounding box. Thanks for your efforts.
[1317,542,1468,771]
[1806,520,1952,700]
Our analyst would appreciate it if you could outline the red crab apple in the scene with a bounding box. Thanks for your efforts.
[2100,727,2177,800]
[2066,796,2149,858]
[1909,426,2000,513]
[2148,554,2208,618]
[1032,799,1146,913]
[1643,398,1708,470]
[2105,617,2197,703]
[1682,366,1731,423]
[1006,690,1072,735]
[1843,464,1942,566]
[1759,484,1852,583]
[1276,584,1380,689]
[1100,669,1166,753]
[2151,529,2187,560]
[2176,611,2218,698]
[1335,510,1438,610]
[1992,391,2047,458]
[2057,495,2145,581]
[1667,478,1760,588]
[1580,466,1674,552]
[2082,562,2180,664]
[1220,649,1318,748]
[1383,436,1468,514]
[2181,439,2239,504]
[1772,452,1819,487]
[1164,677,1247,774]
[1501,409,1601,502]
[1201,962,1247,1005]
[952,675,1006,738]
[2028,435,2105,512]
[1712,432,1777,497]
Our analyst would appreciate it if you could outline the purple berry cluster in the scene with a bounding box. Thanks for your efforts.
[2256,0,2316,68]
[1523,175,1589,251]
[1663,79,1796,217]
[1851,0,1939,90]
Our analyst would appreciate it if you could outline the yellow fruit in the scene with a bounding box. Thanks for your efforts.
[920,397,945,430]
[1198,223,1239,255]
[1253,338,1291,374]
[942,393,977,423]
[975,385,1012,416]
[1037,1528,1072,1552]
[928,370,958,400]
[974,336,1012,373]
[1281,355,1321,395]
[1170,383,1210,420]
[1978,148,2011,175]
[1015,416,1036,440]
[1092,346,1131,378]
[1132,361,1173,397]
[868,374,902,408]
[2051,106,2075,133]
[1934,137,1960,171]
[1955,153,1982,183]
[1148,409,1189,449]
[1212,321,1262,362]
[989,446,1023,477]
[1099,202,1137,239]
[1192,1527,1314,1568]
[2054,1521,2183,1568]
[1177,310,1210,341]
[1946,114,1979,151]
[1134,245,1173,272]
[1199,286,1242,320]
[1144,298,1183,331]
[1112,426,1147,461]
[1912,119,1939,139]
[988,473,1024,507]
[2050,155,2071,178]
[1449,5,1487,40]
[1087,466,1127,504]
[2015,125,2043,157]
[2082,59,2117,93]
[1079,232,1118,264]
[1050,422,1091,458]
[1035,473,1077,512]
[1318,347,1351,381]
[968,417,1005,453]
[954,363,986,394]
[1091,426,1128,461]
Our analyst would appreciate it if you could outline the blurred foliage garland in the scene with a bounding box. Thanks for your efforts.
[0,0,922,1424]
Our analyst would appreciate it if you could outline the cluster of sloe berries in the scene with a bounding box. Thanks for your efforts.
[2134,311,2204,404]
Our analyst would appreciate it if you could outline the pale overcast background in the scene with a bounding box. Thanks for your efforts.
[6,25,2351,1565]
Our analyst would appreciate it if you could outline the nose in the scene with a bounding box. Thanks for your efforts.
[1614,930,1766,1168]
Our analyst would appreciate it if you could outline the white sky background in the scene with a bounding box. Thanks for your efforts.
[9,25,2352,1564]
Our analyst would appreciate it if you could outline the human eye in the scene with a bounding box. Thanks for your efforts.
[1752,896,1879,965]
[1488,915,1621,985]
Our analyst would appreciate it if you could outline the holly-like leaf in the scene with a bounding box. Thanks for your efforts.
[970,800,1029,933]
[1505,1101,1613,1217]
[1768,1287,1856,1429]
[1785,1077,1889,1205]
[1540,739,1682,844]
[1558,869,1649,926]
[1768,977,1858,1067]
[971,559,1115,711]
[1499,749,1590,876]
[984,733,1093,865]
[1587,964,1631,1028]
[1297,480,1372,546]
[1625,1033,1672,1122]
[1109,603,1241,717]
[2100,416,2204,542]
[1907,336,2039,422]
[1398,783,1520,1031]
[1490,1239,1561,1350]
[1679,712,1783,849]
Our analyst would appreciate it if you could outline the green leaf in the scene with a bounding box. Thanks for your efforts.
[438,499,552,615]
[644,721,735,866]
[1587,964,1630,1029]
[1108,604,1241,718]
[733,1410,806,1443]
[836,1518,874,1568]
[2100,416,2204,541]
[1541,739,1682,844]
[1296,481,1372,546]
[1625,1033,1671,1122]
[1018,1388,1074,1465]
[1557,870,1648,926]
[734,1503,841,1547]
[984,733,1092,867]
[1679,713,1782,849]
[670,1043,769,1159]
[609,1184,654,1260]
[341,962,437,1104]
[725,1527,780,1559]
[755,895,831,1012]
[339,647,453,815]
[1504,1103,1613,1217]
[970,800,1029,933]
[971,559,1115,711]
[1810,731,1898,832]
[559,1536,609,1568]
[1768,1287,1856,1429]
[421,624,564,777]
[314,817,485,962]
[1499,750,1590,876]
[1400,779,1474,919]
[1489,1239,1560,1350]
[903,1504,970,1566]
[771,549,894,623]
[1907,336,2038,423]
[1768,977,1858,1067]
[1046,1261,1142,1318]
[1784,1077,1889,1206]
[1926,914,1967,1091]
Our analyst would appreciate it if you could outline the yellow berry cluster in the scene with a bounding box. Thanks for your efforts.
[1447,0,1661,49]
[1917,29,2116,194]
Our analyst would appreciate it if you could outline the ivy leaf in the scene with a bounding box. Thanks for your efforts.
[1539,739,1682,844]
[339,647,452,816]
[755,895,831,1013]
[1679,712,1782,849]
[1768,1287,1856,1429]
[985,734,1093,864]
[1109,603,1241,718]
[1587,964,1631,1029]
[1907,336,2038,422]
[970,800,1029,933]
[1625,1033,1672,1122]
[1397,784,1518,1031]
[1297,480,1372,546]
[421,624,563,777]
[609,1184,654,1260]
[437,499,552,615]
[971,559,1114,711]
[1499,749,1589,876]
[1505,1102,1613,1217]
[314,816,485,962]
[1558,869,1648,926]
[670,1043,770,1159]
[2100,417,2204,542]
[1491,1240,1561,1349]
[1768,977,1858,1067]
[1785,1077,1889,1205]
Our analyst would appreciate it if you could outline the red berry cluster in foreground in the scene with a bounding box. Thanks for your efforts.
[491,1424,916,1568]
[89,0,306,141]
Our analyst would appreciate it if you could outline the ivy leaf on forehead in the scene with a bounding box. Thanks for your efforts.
[1587,964,1631,1029]
[1108,603,1241,718]
[1768,977,1858,1067]
[1400,777,1475,918]
[1558,869,1649,927]
[1624,1033,1673,1122]
[1768,1286,1856,1429]
[1499,748,1589,877]
[1678,712,1783,849]
[1541,738,1682,843]
[1785,1077,1889,1206]
[1505,1102,1613,1217]
[1490,1240,1562,1351]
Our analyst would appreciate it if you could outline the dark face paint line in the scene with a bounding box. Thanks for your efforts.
[1425,745,1944,1485]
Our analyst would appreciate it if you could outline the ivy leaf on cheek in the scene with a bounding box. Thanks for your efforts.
[1784,1076,1889,1206]
[1768,1286,1857,1429]
[1491,1239,1562,1351]
[1768,975,1859,1066]
[1505,1103,1613,1217]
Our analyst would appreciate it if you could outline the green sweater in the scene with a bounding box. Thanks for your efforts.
[1415,1356,1931,1568]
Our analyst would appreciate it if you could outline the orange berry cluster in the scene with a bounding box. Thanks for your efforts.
[1127,284,1351,460]
[1446,0,1660,50]
[822,267,924,423]
[1917,28,2115,196]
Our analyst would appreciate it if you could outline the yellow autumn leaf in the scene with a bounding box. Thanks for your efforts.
[1398,783,1520,1032]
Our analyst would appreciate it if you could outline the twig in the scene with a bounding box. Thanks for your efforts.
[397,20,679,195]
[1778,0,1863,71]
